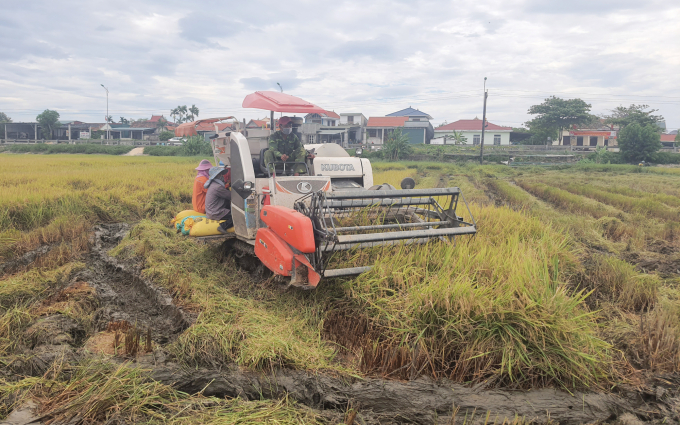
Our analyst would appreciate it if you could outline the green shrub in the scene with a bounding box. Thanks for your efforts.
[7,144,134,155]
[144,146,181,156]
[181,136,213,156]
[158,130,175,141]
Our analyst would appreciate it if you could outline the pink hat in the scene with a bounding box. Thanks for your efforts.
[195,159,212,171]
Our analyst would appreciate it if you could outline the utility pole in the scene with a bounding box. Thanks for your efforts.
[101,84,109,140]
[480,77,488,165]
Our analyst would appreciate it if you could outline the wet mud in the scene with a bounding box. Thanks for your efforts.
[85,223,192,343]
[4,224,680,424]
[144,350,680,424]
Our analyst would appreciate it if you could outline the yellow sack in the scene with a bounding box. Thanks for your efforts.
[172,210,205,228]
[189,218,235,237]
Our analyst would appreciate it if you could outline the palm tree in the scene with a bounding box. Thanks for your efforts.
[170,107,178,124]
[156,117,168,132]
[178,105,188,123]
[445,130,467,145]
[189,105,199,121]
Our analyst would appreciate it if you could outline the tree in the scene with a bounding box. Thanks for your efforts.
[182,135,212,156]
[444,130,467,145]
[617,123,661,162]
[525,96,594,144]
[172,105,189,123]
[156,117,168,132]
[602,104,664,129]
[382,128,412,161]
[520,123,558,145]
[119,117,129,125]
[675,132,680,146]
[189,105,199,121]
[0,112,11,138]
[36,109,61,139]
[158,130,175,141]
[105,115,113,123]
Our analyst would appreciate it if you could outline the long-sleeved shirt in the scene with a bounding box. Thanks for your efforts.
[205,177,232,220]
[192,176,208,213]
[267,131,305,159]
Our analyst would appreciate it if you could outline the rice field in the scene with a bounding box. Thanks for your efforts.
[1,153,680,422]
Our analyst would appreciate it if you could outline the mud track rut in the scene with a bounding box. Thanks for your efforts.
[7,224,679,424]
[84,223,191,343]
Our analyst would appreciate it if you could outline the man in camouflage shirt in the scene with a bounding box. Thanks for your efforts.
[264,116,307,175]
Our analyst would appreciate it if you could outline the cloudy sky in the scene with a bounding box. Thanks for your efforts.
[1,0,679,130]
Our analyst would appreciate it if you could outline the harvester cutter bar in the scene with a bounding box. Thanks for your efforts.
[323,197,437,209]
[334,225,477,245]
[334,220,447,233]
[325,187,461,198]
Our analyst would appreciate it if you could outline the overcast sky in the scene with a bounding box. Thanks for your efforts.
[1,0,678,130]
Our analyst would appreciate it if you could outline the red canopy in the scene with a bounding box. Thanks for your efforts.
[242,91,327,114]
[175,117,236,137]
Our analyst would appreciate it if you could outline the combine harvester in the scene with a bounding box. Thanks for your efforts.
[182,91,477,289]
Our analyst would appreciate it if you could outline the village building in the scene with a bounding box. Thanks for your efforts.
[560,122,617,147]
[365,116,408,145]
[245,119,269,129]
[364,107,435,145]
[660,133,677,148]
[434,118,512,145]
[299,111,365,146]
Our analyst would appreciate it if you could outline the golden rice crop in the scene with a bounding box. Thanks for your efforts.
[340,204,610,388]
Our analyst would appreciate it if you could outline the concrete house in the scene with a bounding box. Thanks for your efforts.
[304,111,340,126]
[246,119,269,129]
[385,107,434,144]
[365,117,408,145]
[301,111,364,146]
[434,118,512,145]
[560,122,618,147]
[339,113,367,144]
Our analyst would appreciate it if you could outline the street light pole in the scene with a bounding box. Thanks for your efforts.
[100,84,109,140]
[479,77,488,165]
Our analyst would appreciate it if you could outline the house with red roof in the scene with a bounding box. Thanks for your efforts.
[365,107,435,145]
[365,116,409,144]
[246,119,269,129]
[434,118,512,145]
[304,111,340,126]
[660,133,677,148]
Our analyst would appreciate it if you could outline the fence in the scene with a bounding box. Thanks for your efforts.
[0,139,161,146]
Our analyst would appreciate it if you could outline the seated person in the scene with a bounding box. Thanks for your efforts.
[204,166,233,233]
[264,116,306,175]
[192,159,212,213]
[218,161,231,189]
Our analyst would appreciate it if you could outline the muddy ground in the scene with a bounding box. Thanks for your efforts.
[3,224,680,424]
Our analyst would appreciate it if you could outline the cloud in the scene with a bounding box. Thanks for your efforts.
[239,71,313,91]
[329,35,400,62]
[178,13,247,47]
[0,0,677,130]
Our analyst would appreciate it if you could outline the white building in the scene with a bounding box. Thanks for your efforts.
[434,118,512,145]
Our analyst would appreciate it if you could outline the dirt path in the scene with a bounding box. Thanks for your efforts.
[123,147,146,156]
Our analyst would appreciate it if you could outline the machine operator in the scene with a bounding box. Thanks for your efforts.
[264,116,307,175]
